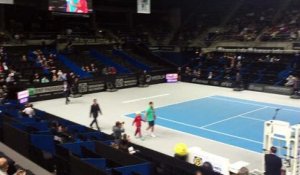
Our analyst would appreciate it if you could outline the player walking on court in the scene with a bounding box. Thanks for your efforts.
[132,112,144,139]
[146,102,156,137]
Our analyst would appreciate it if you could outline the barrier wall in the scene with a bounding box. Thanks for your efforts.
[181,75,235,88]
[26,70,172,102]
[182,75,294,95]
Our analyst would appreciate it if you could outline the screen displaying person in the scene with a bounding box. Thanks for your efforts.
[66,0,88,13]
[76,0,88,13]
[66,0,78,12]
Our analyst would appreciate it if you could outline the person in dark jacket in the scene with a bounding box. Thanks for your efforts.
[265,146,282,175]
[112,121,125,143]
[89,99,102,131]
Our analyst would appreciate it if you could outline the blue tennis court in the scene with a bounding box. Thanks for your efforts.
[126,95,300,153]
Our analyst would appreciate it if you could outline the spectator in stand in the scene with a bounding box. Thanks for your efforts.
[22,104,35,118]
[57,70,64,81]
[102,67,108,75]
[293,75,299,95]
[6,72,16,84]
[237,167,249,175]
[0,47,3,56]
[21,55,27,62]
[0,153,16,175]
[63,73,68,81]
[56,124,72,143]
[32,73,40,83]
[0,157,26,175]
[5,73,14,84]
[202,162,213,172]
[185,67,192,75]
[90,63,98,73]
[109,67,117,75]
[208,71,213,80]
[118,134,130,152]
[2,62,8,72]
[265,146,282,175]
[194,171,202,175]
[52,74,58,82]
[285,74,297,87]
[0,86,7,102]
[112,121,125,144]
[52,69,57,76]
[41,76,50,83]
[0,63,4,73]
[36,55,42,64]
[193,69,202,78]
[270,56,280,63]
[85,66,91,73]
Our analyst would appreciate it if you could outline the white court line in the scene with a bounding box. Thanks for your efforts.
[209,96,300,113]
[122,94,170,104]
[201,106,269,128]
[122,114,263,155]
[239,116,266,122]
[157,115,262,144]
[154,94,217,109]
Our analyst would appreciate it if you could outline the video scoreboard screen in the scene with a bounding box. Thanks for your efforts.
[49,0,93,14]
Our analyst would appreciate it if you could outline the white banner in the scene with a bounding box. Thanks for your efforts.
[0,0,13,4]
[188,147,230,175]
[137,0,151,14]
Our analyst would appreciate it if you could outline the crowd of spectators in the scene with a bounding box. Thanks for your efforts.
[260,1,300,41]
[0,47,121,86]
[183,52,243,81]
[217,0,275,41]
[101,66,117,75]
[30,69,71,84]
[81,63,99,74]
[31,49,76,84]
[32,50,57,71]
[182,52,300,87]
[0,47,19,85]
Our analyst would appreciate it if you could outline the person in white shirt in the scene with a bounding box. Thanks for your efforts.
[22,104,35,118]
[5,73,14,83]
[0,158,26,175]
